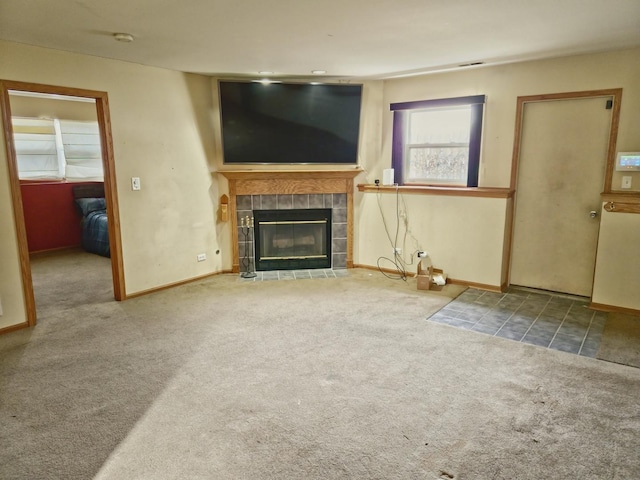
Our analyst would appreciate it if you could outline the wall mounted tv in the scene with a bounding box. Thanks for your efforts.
[218,80,362,165]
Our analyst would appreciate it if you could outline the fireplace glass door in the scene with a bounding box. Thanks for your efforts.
[254,209,332,271]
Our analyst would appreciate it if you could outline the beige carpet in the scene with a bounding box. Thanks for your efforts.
[1,253,639,480]
[597,313,640,368]
[30,247,113,314]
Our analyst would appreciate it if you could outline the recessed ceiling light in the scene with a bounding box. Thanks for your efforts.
[113,33,134,43]
[311,70,326,75]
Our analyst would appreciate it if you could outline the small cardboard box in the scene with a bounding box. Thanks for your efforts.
[417,260,447,291]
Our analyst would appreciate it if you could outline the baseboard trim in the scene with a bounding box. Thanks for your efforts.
[352,263,414,278]
[589,302,640,316]
[0,321,30,335]
[353,264,503,292]
[29,245,82,256]
[447,278,504,293]
[125,270,234,299]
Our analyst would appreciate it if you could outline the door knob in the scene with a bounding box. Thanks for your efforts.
[589,210,598,218]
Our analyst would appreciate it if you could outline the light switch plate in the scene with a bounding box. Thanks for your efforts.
[131,177,141,191]
[622,176,632,189]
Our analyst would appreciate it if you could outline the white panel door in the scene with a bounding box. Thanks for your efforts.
[510,96,612,297]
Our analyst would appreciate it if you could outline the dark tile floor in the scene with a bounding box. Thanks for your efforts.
[428,287,608,358]
[238,269,349,282]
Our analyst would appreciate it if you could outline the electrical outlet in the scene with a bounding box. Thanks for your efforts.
[196,253,206,262]
[417,251,428,258]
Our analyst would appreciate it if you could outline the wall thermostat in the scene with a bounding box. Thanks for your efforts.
[616,152,640,171]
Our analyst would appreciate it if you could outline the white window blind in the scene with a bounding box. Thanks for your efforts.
[12,118,62,179]
[59,120,103,180]
[12,117,104,181]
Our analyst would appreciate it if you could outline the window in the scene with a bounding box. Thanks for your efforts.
[391,95,485,187]
[12,117,104,181]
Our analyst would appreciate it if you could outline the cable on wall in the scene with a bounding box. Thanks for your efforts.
[376,185,407,280]
[375,184,426,281]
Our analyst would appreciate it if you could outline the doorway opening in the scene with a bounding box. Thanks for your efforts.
[0,80,125,333]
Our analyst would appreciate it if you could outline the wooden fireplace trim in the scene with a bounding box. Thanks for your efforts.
[219,169,363,273]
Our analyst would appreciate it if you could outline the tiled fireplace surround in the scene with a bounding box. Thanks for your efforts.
[236,193,346,272]
[220,170,361,274]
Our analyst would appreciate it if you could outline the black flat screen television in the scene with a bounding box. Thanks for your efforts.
[218,81,362,165]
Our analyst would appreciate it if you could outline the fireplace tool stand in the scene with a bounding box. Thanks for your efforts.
[240,215,257,278]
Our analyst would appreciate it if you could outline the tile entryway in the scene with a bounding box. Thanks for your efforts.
[428,287,607,357]
[238,269,349,282]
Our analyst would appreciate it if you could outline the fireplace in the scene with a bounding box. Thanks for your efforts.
[235,193,348,273]
[219,169,362,274]
[254,209,332,271]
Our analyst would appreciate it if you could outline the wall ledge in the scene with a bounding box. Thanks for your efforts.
[357,184,513,199]
[601,192,640,202]
[601,192,640,214]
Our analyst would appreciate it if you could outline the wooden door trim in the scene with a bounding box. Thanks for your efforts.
[0,80,125,330]
[504,89,623,293]
[509,89,622,192]
[0,84,36,326]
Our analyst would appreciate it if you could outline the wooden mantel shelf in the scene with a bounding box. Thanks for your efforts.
[219,168,363,196]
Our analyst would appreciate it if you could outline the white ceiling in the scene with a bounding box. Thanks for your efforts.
[1,0,639,80]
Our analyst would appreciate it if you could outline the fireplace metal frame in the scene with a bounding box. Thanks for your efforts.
[254,208,332,271]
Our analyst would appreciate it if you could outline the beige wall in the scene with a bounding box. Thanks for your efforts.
[592,205,640,309]
[376,47,640,187]
[356,47,640,304]
[0,40,221,328]
[355,192,507,286]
